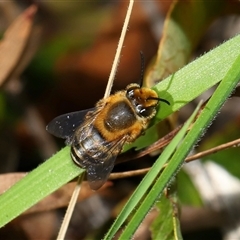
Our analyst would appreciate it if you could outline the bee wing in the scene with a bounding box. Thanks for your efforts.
[86,138,127,190]
[46,108,95,141]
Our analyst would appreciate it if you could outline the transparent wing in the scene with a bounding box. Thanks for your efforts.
[46,108,94,141]
[86,137,127,190]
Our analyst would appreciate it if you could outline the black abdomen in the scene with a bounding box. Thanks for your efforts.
[71,125,112,168]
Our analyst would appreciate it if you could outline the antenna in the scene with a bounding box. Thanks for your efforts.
[139,51,145,87]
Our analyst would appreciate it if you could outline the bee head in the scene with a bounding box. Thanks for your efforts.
[126,83,170,119]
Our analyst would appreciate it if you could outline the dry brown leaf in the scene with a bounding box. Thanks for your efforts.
[0,5,37,87]
[0,173,27,192]
[13,211,57,240]
[25,181,112,215]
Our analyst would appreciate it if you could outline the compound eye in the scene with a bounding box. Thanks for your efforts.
[127,89,134,99]
[139,106,154,117]
[127,87,138,100]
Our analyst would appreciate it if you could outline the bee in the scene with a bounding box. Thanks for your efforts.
[46,83,170,190]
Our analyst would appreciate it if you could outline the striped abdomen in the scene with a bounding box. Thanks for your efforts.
[70,124,121,169]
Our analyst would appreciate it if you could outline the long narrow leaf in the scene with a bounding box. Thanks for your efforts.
[129,34,240,149]
[118,51,240,239]
[104,102,202,240]
[0,35,239,228]
[0,147,84,227]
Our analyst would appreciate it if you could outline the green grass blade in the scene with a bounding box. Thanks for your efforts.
[104,102,202,240]
[118,51,240,239]
[0,35,239,229]
[0,147,84,227]
[153,34,240,120]
[128,34,240,150]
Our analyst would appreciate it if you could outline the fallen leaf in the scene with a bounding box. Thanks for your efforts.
[0,5,37,87]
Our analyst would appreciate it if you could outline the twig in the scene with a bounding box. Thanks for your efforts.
[185,138,240,162]
[110,137,240,180]
[58,1,135,238]
[57,174,84,240]
[104,0,134,98]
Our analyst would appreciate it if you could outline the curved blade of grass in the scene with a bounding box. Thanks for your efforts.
[104,102,202,240]
[0,147,84,227]
[128,34,240,150]
[153,34,240,120]
[0,35,239,228]
[118,51,240,239]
